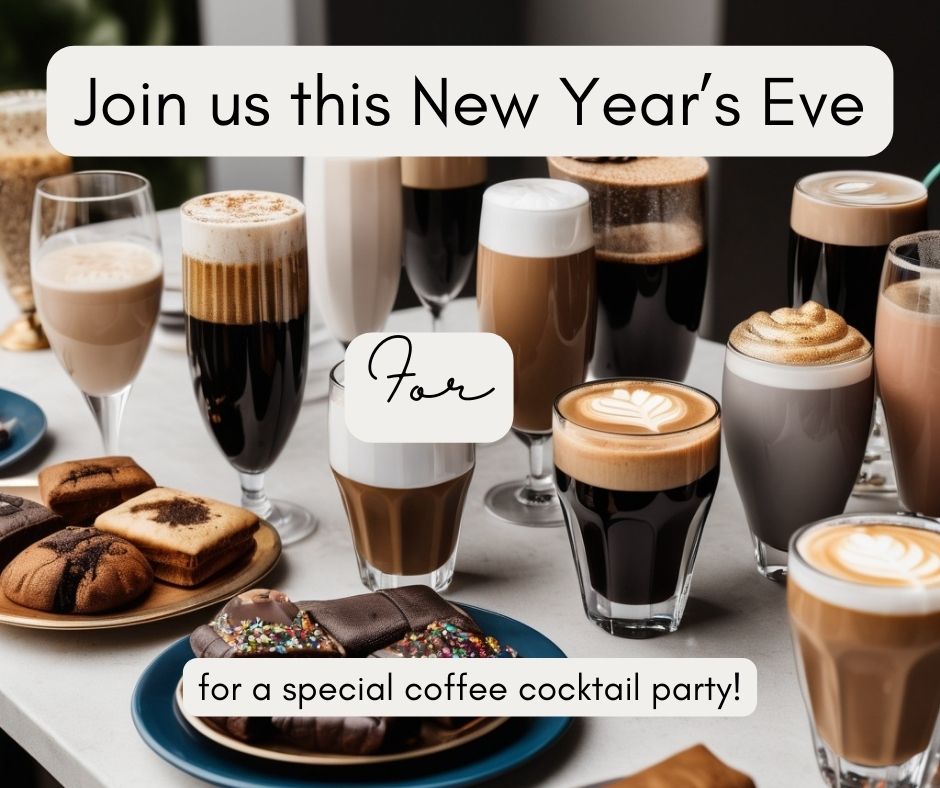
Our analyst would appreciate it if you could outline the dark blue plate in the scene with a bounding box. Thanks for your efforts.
[0,389,45,470]
[132,604,570,788]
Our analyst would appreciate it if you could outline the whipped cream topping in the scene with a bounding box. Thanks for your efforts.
[589,388,687,433]
[34,241,162,291]
[729,301,870,365]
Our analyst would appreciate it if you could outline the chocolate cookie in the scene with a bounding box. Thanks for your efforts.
[0,493,63,567]
[39,456,156,525]
[0,526,153,613]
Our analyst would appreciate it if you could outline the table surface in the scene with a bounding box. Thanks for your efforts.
[0,211,902,788]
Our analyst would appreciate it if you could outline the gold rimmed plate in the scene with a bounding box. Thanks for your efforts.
[175,680,507,766]
[0,484,281,630]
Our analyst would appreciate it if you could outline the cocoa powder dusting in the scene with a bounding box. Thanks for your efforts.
[130,497,212,526]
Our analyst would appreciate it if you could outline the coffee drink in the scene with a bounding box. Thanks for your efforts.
[304,156,401,345]
[789,171,927,343]
[329,362,474,591]
[547,156,708,380]
[401,157,485,327]
[182,191,309,475]
[0,90,71,350]
[32,241,163,397]
[477,178,595,527]
[788,515,940,785]
[723,302,873,579]
[876,233,940,517]
[553,378,720,636]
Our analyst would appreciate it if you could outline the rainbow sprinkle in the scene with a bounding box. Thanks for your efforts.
[211,612,335,655]
[386,620,517,659]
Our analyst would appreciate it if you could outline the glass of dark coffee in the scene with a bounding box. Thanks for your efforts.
[788,171,927,494]
[401,157,486,331]
[547,157,708,381]
[181,191,315,545]
[553,378,720,636]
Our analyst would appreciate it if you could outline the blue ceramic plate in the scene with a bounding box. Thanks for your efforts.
[132,604,570,788]
[0,389,45,470]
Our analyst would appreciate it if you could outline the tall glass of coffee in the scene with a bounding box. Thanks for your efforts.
[553,379,720,636]
[304,156,402,346]
[477,179,596,526]
[788,171,927,494]
[31,171,162,452]
[789,514,940,788]
[328,361,474,591]
[547,156,708,380]
[723,302,874,580]
[876,231,940,517]
[0,90,71,350]
[401,157,486,331]
[181,191,315,545]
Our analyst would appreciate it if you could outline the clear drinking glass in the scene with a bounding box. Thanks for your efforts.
[328,362,474,591]
[181,191,315,545]
[875,231,940,517]
[476,178,596,527]
[31,171,162,452]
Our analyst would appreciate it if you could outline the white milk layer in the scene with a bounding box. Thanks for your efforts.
[724,345,872,390]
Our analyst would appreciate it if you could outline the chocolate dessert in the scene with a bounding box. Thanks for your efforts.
[0,493,63,566]
[39,456,156,524]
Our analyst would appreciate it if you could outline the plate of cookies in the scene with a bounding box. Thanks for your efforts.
[0,456,281,629]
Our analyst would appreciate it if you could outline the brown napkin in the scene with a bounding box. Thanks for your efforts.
[601,745,755,788]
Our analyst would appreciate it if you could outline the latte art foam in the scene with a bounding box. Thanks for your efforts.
[589,388,686,433]
[730,301,870,365]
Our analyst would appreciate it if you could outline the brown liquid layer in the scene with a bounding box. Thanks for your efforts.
[595,222,704,265]
[401,157,487,190]
[547,156,708,187]
[332,469,472,576]
[788,580,940,766]
[183,254,309,325]
[477,245,596,433]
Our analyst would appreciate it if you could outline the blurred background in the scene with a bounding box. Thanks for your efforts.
[0,3,938,779]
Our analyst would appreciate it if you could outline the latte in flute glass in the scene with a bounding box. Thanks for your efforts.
[788,171,927,494]
[553,379,720,636]
[723,302,874,580]
[876,231,940,517]
[477,178,596,526]
[329,362,474,591]
[182,191,314,545]
[789,514,940,788]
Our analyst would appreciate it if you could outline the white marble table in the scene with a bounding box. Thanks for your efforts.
[0,212,902,788]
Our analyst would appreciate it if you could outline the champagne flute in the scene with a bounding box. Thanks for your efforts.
[31,171,162,452]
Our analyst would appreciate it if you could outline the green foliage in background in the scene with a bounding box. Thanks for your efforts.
[0,0,205,209]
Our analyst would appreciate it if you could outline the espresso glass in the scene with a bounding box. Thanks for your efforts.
[723,341,874,580]
[553,378,721,637]
[547,156,708,381]
[789,514,940,788]
[788,172,927,494]
[181,191,315,545]
[0,90,71,351]
[876,232,940,517]
[328,362,474,591]
[401,157,486,331]
[31,171,162,453]
[477,178,596,527]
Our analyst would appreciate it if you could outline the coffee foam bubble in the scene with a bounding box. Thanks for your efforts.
[553,380,720,491]
[882,278,940,319]
[0,90,52,152]
[597,221,704,264]
[546,156,708,187]
[791,171,926,247]
[33,241,162,291]
[180,191,305,264]
[791,516,940,615]
[479,178,593,258]
[401,157,486,190]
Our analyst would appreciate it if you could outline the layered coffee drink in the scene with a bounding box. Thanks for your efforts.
[723,302,874,579]
[401,157,485,328]
[32,241,163,396]
[182,191,309,476]
[788,515,940,786]
[477,178,595,526]
[328,362,474,591]
[0,90,71,350]
[553,378,720,636]
[547,156,707,380]
[789,171,927,343]
[876,233,940,516]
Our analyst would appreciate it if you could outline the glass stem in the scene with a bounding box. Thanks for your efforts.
[516,430,556,505]
[429,304,443,332]
[240,471,275,520]
[84,387,130,455]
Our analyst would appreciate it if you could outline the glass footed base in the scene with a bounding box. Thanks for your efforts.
[356,551,457,593]
[581,587,685,639]
[753,536,789,582]
[483,480,563,527]
[812,733,936,788]
[267,499,317,546]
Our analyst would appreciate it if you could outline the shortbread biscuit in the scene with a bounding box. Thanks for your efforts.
[39,457,156,525]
